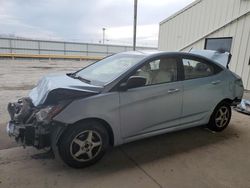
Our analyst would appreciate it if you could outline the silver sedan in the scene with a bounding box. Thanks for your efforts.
[7,50,244,168]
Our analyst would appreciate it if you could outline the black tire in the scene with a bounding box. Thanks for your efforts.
[207,102,232,132]
[58,120,109,168]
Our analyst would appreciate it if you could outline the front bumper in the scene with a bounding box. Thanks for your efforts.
[6,121,50,149]
[6,121,51,149]
[7,98,51,149]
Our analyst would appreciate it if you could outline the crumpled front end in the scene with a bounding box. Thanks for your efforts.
[6,73,102,149]
[6,97,62,149]
[28,73,102,106]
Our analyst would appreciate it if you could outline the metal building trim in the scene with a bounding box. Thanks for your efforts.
[179,11,250,51]
[159,0,202,25]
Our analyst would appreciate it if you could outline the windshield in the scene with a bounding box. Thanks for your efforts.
[76,53,145,85]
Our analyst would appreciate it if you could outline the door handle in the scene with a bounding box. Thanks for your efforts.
[211,80,221,85]
[168,88,180,94]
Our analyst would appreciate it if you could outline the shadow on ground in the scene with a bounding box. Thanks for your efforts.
[32,124,240,173]
[1,117,248,188]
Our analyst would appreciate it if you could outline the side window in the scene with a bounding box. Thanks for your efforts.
[134,57,178,86]
[182,58,214,80]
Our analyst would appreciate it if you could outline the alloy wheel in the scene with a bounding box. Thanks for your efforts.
[70,130,102,162]
[215,106,230,128]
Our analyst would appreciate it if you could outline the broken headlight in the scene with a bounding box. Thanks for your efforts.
[35,104,65,123]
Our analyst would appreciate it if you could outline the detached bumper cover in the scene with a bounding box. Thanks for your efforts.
[232,98,242,106]
[234,99,250,115]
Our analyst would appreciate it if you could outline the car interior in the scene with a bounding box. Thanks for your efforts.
[135,58,215,86]
[136,58,178,85]
[183,59,214,79]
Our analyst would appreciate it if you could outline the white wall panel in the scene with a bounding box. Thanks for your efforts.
[88,44,107,53]
[65,51,87,56]
[0,38,155,56]
[126,47,134,51]
[239,15,250,88]
[12,49,39,54]
[108,46,126,53]
[40,42,64,50]
[159,0,250,89]
[159,0,250,51]
[65,43,87,51]
[87,52,107,57]
[235,17,249,75]
[0,39,10,48]
[0,48,11,53]
[39,50,64,55]
[11,40,38,49]
[230,18,245,72]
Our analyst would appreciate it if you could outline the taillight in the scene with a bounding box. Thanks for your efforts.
[235,78,243,87]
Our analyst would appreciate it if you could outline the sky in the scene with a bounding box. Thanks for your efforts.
[0,0,195,47]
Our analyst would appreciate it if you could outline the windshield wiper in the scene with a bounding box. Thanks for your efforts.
[76,76,91,84]
[67,73,91,84]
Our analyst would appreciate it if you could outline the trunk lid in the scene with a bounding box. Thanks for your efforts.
[190,49,232,68]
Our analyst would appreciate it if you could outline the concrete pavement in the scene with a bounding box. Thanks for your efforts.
[1,59,250,188]
[0,111,250,188]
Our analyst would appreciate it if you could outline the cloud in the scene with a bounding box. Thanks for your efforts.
[0,0,195,46]
[103,24,158,46]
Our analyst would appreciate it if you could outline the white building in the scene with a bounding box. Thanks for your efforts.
[158,0,250,89]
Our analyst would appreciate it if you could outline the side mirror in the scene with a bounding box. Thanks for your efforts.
[119,76,146,91]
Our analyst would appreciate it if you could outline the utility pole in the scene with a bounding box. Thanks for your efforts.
[133,0,137,51]
[102,28,106,44]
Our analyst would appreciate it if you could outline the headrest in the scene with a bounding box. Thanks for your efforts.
[159,58,177,70]
[195,62,208,72]
[141,63,151,71]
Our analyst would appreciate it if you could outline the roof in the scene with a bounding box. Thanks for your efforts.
[160,0,202,25]
[122,50,206,57]
[121,50,204,59]
[120,50,229,68]
[121,50,162,56]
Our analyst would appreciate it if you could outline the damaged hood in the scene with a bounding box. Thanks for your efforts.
[190,49,231,68]
[29,74,103,106]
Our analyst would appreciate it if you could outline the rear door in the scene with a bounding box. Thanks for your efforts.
[181,56,223,125]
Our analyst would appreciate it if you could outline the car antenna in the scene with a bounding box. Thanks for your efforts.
[188,47,193,53]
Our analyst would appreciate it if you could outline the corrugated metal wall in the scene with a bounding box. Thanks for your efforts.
[159,0,250,89]
[0,38,156,57]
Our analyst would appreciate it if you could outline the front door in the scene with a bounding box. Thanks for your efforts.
[119,56,183,139]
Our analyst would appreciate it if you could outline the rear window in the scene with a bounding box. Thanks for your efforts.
[182,58,214,80]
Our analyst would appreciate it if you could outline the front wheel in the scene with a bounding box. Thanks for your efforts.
[207,102,232,132]
[58,120,109,168]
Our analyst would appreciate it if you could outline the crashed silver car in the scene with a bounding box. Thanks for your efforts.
[7,50,244,168]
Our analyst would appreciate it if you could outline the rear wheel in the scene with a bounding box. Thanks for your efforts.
[208,102,232,132]
[58,120,109,168]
